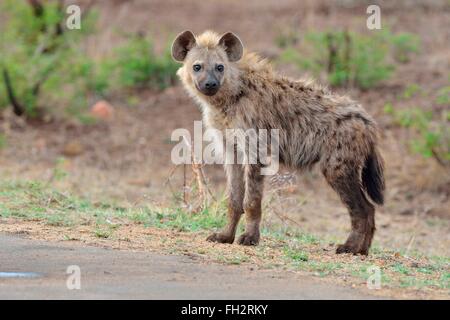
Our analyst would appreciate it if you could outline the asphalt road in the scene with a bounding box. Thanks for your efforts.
[0,233,382,299]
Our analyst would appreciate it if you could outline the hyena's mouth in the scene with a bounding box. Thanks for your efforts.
[202,88,219,96]
[196,83,220,96]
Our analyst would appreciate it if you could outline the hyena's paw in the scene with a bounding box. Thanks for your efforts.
[206,232,234,244]
[237,232,260,246]
[336,243,368,256]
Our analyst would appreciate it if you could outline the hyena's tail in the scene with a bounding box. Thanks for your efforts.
[362,148,385,205]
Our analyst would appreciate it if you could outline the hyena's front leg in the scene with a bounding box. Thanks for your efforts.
[206,163,245,244]
[238,164,264,246]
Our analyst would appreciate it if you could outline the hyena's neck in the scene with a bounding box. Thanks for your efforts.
[203,68,245,116]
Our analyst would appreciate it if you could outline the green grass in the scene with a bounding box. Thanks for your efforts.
[1,180,449,295]
[283,246,309,262]
[0,180,226,231]
[392,262,411,275]
[0,134,6,149]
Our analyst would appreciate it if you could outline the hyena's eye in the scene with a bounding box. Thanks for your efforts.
[193,64,202,72]
[216,64,224,72]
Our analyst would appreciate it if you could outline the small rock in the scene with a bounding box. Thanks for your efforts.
[399,208,414,216]
[90,100,114,120]
[63,141,84,157]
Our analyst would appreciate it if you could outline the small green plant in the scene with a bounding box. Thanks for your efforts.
[392,263,411,275]
[94,228,111,239]
[384,103,449,166]
[52,157,68,181]
[436,86,450,105]
[111,34,178,91]
[386,31,420,63]
[283,246,309,262]
[400,83,423,100]
[0,134,6,149]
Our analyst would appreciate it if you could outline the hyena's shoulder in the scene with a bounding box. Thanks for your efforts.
[241,71,331,113]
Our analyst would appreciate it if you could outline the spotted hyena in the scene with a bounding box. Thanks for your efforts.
[172,30,385,255]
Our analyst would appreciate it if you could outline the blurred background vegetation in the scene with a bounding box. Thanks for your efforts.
[1,0,447,165]
[0,0,178,121]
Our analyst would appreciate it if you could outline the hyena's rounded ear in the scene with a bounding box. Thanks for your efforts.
[171,30,196,62]
[219,32,243,62]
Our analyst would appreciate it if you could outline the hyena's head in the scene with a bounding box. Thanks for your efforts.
[172,30,243,97]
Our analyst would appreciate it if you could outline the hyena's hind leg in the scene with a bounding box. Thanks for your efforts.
[322,165,375,255]
[207,163,245,244]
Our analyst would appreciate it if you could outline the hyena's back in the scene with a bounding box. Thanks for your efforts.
[237,75,379,175]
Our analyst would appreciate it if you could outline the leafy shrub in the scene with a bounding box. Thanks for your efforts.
[384,103,449,166]
[386,31,420,63]
[111,34,178,90]
[0,1,178,120]
[0,0,97,118]
[400,83,423,100]
[436,86,450,105]
[279,29,419,89]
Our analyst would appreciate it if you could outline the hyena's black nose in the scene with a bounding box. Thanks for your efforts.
[205,81,218,89]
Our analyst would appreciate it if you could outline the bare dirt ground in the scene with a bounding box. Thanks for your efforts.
[0,0,449,299]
